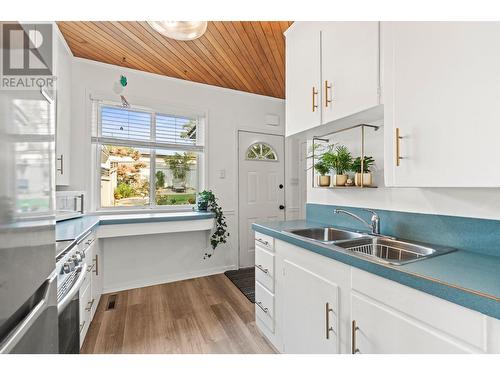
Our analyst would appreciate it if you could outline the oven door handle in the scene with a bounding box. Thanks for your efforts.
[0,272,57,354]
[57,263,87,316]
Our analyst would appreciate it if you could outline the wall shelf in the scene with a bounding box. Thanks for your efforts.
[311,123,380,189]
[315,186,378,189]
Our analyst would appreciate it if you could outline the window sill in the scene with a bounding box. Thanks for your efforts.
[94,206,196,216]
[95,210,215,238]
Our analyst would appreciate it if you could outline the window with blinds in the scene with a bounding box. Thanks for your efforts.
[95,103,204,210]
[101,107,151,141]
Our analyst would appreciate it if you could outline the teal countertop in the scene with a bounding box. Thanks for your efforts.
[56,211,215,241]
[252,220,500,320]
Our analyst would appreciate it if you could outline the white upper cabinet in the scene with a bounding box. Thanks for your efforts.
[285,22,380,137]
[55,27,72,186]
[321,22,380,124]
[285,22,322,137]
[384,22,500,187]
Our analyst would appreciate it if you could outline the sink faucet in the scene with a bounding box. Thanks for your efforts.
[333,208,380,235]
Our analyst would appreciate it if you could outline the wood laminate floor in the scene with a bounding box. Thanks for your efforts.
[81,274,276,354]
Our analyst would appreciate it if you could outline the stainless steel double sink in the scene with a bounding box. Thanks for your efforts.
[284,227,456,265]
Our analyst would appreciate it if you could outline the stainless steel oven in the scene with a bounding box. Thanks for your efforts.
[56,241,87,354]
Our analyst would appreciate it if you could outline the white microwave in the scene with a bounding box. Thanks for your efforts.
[56,191,85,222]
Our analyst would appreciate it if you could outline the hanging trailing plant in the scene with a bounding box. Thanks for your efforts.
[198,190,229,259]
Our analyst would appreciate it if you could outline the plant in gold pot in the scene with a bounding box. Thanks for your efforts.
[352,156,375,187]
[324,145,352,186]
[314,159,331,187]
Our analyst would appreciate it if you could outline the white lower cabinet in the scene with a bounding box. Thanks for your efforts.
[255,281,275,332]
[78,232,102,347]
[255,233,499,354]
[282,259,340,353]
[351,293,477,354]
[91,240,103,320]
[79,283,91,347]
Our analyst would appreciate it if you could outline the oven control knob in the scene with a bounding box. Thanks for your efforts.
[62,262,71,274]
[76,250,85,259]
[73,253,82,263]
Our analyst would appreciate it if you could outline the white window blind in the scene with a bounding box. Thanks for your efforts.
[101,106,151,141]
[92,103,203,152]
[156,113,197,145]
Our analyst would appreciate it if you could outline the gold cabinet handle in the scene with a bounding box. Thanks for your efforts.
[312,86,318,112]
[352,320,360,354]
[325,81,332,107]
[396,128,403,166]
[326,302,335,339]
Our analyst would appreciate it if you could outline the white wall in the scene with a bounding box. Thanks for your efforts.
[307,124,500,221]
[67,58,287,278]
[101,231,236,293]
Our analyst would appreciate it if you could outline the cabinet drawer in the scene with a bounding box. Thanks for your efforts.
[255,281,275,332]
[255,232,274,252]
[79,283,92,347]
[81,263,91,293]
[255,246,275,292]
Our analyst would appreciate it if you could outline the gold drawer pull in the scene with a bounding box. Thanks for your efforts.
[312,86,319,112]
[325,81,332,107]
[396,127,403,166]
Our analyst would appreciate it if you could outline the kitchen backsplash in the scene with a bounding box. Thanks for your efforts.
[306,203,500,257]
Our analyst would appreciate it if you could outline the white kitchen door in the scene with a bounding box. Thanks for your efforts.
[238,131,285,267]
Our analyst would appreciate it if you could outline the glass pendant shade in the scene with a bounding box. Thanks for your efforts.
[147,21,208,41]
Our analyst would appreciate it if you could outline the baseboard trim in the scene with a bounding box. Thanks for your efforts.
[103,264,238,294]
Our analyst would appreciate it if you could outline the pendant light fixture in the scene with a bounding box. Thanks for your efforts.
[147,21,208,41]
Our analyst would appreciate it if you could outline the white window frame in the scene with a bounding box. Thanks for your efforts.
[91,100,207,212]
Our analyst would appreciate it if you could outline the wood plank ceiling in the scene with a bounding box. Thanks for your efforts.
[57,21,293,99]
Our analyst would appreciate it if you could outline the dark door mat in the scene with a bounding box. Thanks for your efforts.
[224,267,255,303]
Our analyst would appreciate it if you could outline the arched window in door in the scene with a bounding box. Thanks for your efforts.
[246,142,278,161]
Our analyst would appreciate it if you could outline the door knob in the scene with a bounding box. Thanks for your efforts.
[279,205,285,210]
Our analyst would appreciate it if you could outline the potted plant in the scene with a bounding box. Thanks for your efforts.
[314,159,331,187]
[352,156,375,187]
[197,192,209,211]
[197,190,230,259]
[324,145,352,186]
